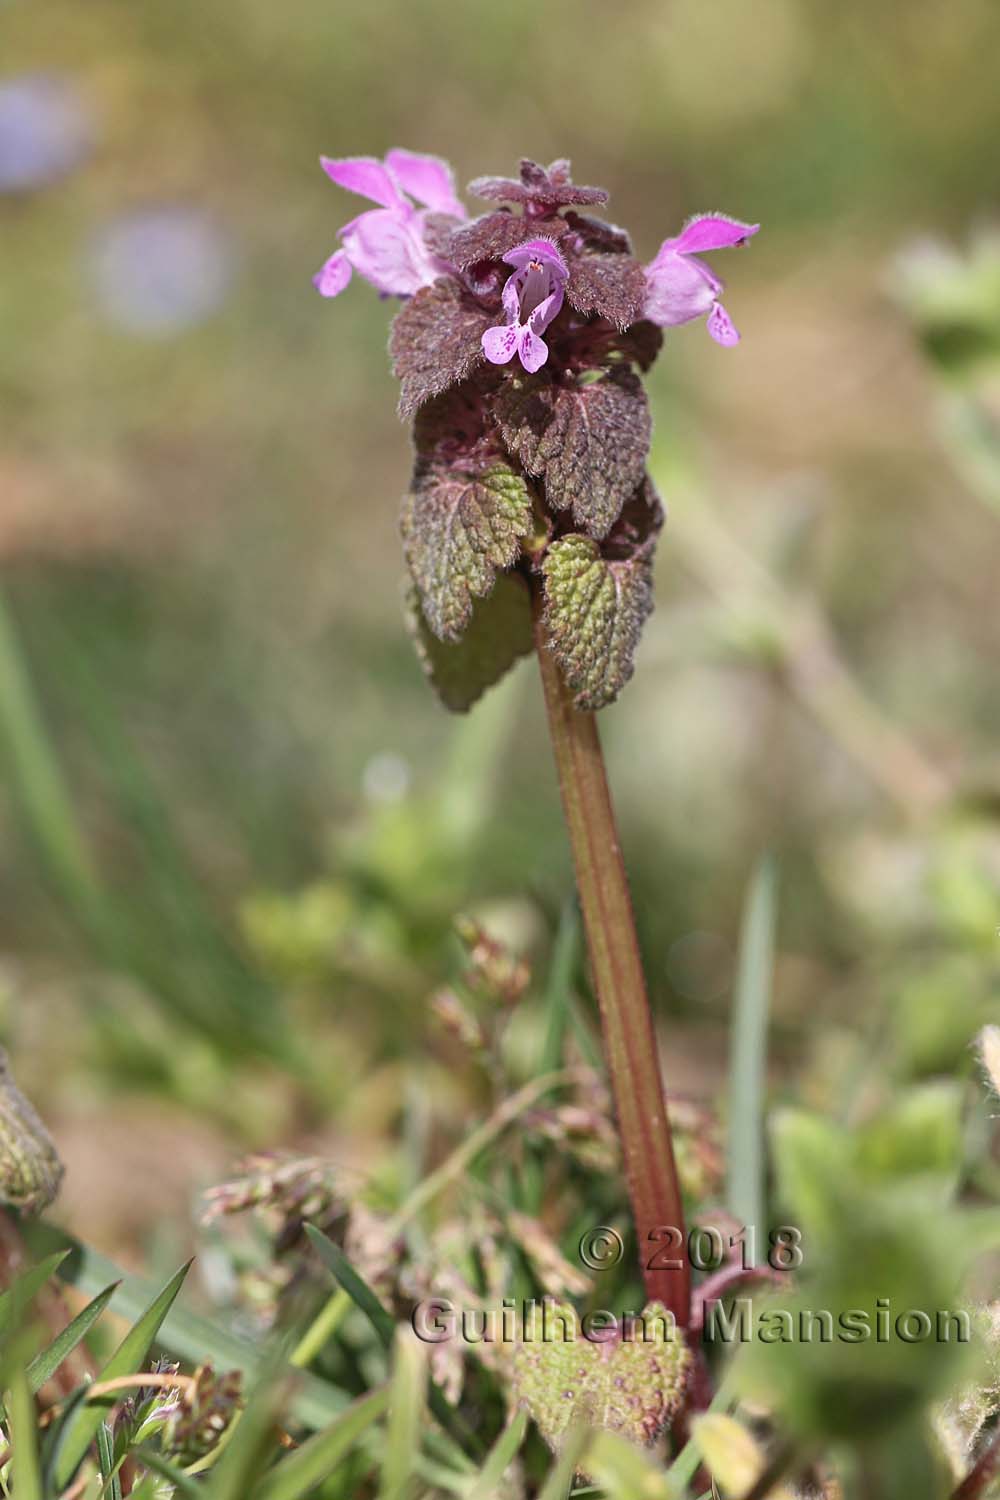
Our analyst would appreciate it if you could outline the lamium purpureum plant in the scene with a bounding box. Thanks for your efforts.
[314,151,758,1334]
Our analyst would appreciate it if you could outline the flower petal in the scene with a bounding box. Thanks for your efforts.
[526,284,564,337]
[503,237,569,283]
[342,208,437,296]
[320,155,406,210]
[707,301,740,346]
[312,248,353,298]
[643,249,716,327]
[517,325,549,373]
[482,324,519,364]
[670,214,759,255]
[385,148,464,217]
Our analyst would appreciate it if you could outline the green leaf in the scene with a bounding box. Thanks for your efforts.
[203,1369,289,1500]
[402,452,533,643]
[55,1259,193,1488]
[465,1410,528,1500]
[390,279,494,419]
[22,1225,347,1431]
[0,1249,69,1337]
[96,1420,124,1500]
[540,489,661,711]
[727,855,777,1256]
[304,1226,481,1459]
[8,1366,43,1500]
[256,1387,388,1500]
[494,368,650,538]
[27,1280,119,1394]
[133,1447,204,1500]
[379,1331,426,1500]
[406,572,533,712]
[304,1226,396,1351]
[512,1301,689,1456]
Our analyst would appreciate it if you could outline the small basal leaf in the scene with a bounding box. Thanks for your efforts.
[493,368,650,539]
[406,572,533,712]
[565,253,647,329]
[541,487,661,710]
[390,278,494,419]
[401,447,533,642]
[511,1301,690,1458]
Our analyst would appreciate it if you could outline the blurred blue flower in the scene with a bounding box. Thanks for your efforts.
[0,74,92,193]
[90,208,233,336]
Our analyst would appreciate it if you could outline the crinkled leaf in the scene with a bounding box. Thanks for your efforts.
[512,1301,689,1456]
[469,158,608,209]
[390,277,494,419]
[449,210,566,269]
[564,211,632,254]
[406,572,533,712]
[493,367,650,539]
[401,433,533,641]
[566,252,646,328]
[541,488,662,709]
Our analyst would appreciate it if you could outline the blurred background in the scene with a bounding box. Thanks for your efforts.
[2,0,999,1265]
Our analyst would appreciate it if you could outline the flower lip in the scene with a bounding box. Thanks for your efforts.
[503,237,569,279]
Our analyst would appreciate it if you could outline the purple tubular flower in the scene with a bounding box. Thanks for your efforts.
[481,238,569,374]
[313,150,465,300]
[643,213,759,346]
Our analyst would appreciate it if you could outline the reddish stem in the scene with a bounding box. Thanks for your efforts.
[532,590,690,1327]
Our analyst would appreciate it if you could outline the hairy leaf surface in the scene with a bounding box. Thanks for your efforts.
[390,278,494,418]
[401,430,533,641]
[406,568,533,712]
[493,368,650,539]
[566,253,647,328]
[541,481,662,709]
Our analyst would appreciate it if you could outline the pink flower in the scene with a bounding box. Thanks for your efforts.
[643,214,759,346]
[313,149,465,300]
[481,238,569,374]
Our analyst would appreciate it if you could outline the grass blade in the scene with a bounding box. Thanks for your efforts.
[465,1410,528,1500]
[0,1249,70,1336]
[304,1226,396,1350]
[305,1225,481,1458]
[379,1331,426,1500]
[133,1447,204,1499]
[22,1223,347,1430]
[96,1419,123,1500]
[257,1387,388,1500]
[8,1366,43,1500]
[727,853,778,1260]
[27,1279,119,1394]
[537,1428,588,1500]
[55,1259,193,1487]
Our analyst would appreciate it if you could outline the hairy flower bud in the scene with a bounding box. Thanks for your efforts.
[0,1049,64,1215]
